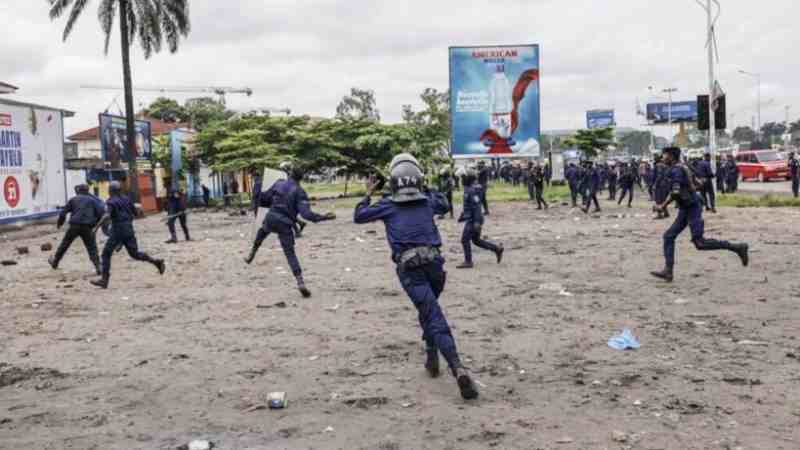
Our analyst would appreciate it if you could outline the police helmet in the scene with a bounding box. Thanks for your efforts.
[389,153,426,203]
[662,146,682,161]
[75,184,89,194]
[109,181,122,194]
[463,167,478,186]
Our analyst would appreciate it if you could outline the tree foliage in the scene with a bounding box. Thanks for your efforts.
[732,126,756,143]
[402,88,450,165]
[145,96,186,122]
[618,130,653,155]
[336,88,381,122]
[563,128,614,158]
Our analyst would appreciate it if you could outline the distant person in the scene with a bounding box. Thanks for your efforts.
[725,155,739,193]
[789,152,799,198]
[49,184,105,275]
[201,184,210,207]
[477,160,491,215]
[544,162,552,187]
[164,187,191,244]
[716,155,727,193]
[697,153,717,213]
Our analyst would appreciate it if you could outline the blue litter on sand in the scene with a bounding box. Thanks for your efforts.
[608,329,640,350]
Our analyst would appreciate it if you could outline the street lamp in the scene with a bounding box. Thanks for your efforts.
[662,87,678,144]
[739,69,761,139]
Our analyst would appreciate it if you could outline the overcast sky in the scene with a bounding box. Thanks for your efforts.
[2,0,798,136]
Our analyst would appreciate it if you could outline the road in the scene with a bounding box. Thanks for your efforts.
[737,179,794,195]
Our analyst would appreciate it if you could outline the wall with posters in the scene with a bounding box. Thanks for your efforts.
[99,113,152,168]
[449,45,541,158]
[0,99,69,225]
[587,109,615,129]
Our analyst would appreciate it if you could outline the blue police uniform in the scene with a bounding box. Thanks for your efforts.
[618,166,635,207]
[353,190,464,372]
[607,167,618,200]
[725,159,739,192]
[654,163,671,216]
[477,167,490,214]
[51,193,106,271]
[696,159,716,210]
[250,178,331,275]
[661,165,743,270]
[166,188,191,242]
[566,165,580,207]
[582,166,601,211]
[459,185,502,264]
[716,160,727,193]
[789,157,799,197]
[100,194,163,283]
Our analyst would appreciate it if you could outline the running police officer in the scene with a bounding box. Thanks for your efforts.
[49,184,105,274]
[353,153,479,400]
[650,147,749,282]
[457,167,504,268]
[165,186,191,243]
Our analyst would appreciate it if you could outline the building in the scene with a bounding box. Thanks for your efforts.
[1,90,74,226]
[67,115,186,160]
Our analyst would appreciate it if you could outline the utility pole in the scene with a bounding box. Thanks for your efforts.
[663,87,678,144]
[705,0,717,158]
[739,69,761,140]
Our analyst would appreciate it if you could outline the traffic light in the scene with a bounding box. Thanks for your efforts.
[697,94,726,130]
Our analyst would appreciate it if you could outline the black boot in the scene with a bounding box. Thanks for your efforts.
[165,235,178,244]
[495,245,504,264]
[425,347,440,378]
[244,241,262,265]
[733,243,749,267]
[48,256,58,270]
[90,273,109,289]
[296,275,311,298]
[153,259,166,275]
[456,261,474,269]
[650,267,674,282]
[92,259,102,276]
[453,366,479,400]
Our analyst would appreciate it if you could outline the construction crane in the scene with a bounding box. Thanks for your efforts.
[80,84,253,105]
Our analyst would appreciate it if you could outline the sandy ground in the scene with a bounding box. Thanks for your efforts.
[1,193,800,450]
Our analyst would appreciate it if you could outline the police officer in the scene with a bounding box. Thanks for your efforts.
[716,155,727,193]
[565,163,580,208]
[165,186,191,243]
[789,152,799,198]
[458,167,504,268]
[91,181,165,289]
[581,161,601,214]
[353,153,479,401]
[697,153,717,213]
[49,184,105,274]
[653,156,671,219]
[437,167,455,219]
[650,147,749,282]
[617,163,635,208]
[544,161,552,187]
[477,160,490,215]
[532,165,549,210]
[725,154,739,193]
[525,162,536,201]
[607,163,618,201]
[244,162,335,297]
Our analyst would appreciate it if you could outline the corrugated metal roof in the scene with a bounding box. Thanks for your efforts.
[0,97,75,117]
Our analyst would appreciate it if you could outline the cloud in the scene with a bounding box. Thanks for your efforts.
[0,0,797,137]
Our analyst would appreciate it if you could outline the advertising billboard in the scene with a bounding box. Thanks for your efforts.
[587,109,615,129]
[99,113,152,168]
[646,101,698,124]
[0,100,68,224]
[449,45,541,158]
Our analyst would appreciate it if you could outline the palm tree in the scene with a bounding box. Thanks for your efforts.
[49,0,190,201]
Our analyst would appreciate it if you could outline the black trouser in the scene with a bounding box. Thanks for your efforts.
[101,224,159,278]
[527,182,536,201]
[252,215,302,276]
[461,222,499,263]
[727,178,738,193]
[534,184,548,209]
[792,176,799,198]
[167,213,190,241]
[717,176,725,193]
[584,190,600,210]
[569,184,578,206]
[607,182,617,200]
[53,224,100,270]
[618,186,633,207]
[444,191,454,218]
[702,180,716,210]
[480,189,489,215]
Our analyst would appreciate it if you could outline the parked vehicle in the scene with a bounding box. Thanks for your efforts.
[735,150,790,182]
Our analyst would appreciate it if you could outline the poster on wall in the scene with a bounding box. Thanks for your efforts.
[99,113,152,169]
[587,109,615,129]
[0,102,67,223]
[449,44,541,158]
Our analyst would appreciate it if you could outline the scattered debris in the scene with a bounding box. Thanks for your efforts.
[674,297,690,305]
[343,396,389,409]
[737,340,768,347]
[40,243,53,252]
[608,329,640,350]
[267,392,287,409]
[324,304,341,312]
[1,260,17,266]
[16,246,29,255]
[324,426,334,433]
[555,437,574,444]
[257,301,287,309]
[538,282,564,292]
[180,440,214,450]
[611,430,628,443]
[308,355,319,361]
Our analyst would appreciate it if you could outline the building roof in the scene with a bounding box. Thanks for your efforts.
[67,115,189,141]
[0,96,74,117]
[0,81,18,94]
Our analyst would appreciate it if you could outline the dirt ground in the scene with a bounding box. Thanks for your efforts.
[1,193,799,450]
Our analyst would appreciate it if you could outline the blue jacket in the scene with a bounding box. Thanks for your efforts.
[565,166,579,187]
[725,161,739,181]
[458,185,485,225]
[696,160,715,179]
[58,194,106,227]
[353,191,449,261]
[258,178,327,226]
[581,167,600,193]
[668,165,701,209]
[106,194,138,236]
[166,189,186,214]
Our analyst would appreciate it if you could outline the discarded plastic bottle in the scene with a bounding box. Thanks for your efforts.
[488,64,513,139]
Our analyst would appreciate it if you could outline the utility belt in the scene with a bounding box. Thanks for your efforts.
[395,246,440,271]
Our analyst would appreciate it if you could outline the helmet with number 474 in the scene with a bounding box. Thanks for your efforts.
[389,153,426,203]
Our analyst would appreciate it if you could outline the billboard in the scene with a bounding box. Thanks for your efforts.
[0,100,68,224]
[449,45,541,158]
[99,113,152,168]
[646,101,698,124]
[587,109,615,129]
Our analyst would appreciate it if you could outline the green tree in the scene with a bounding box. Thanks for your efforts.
[402,88,451,167]
[184,97,233,130]
[144,96,187,122]
[732,126,756,143]
[618,130,654,155]
[336,88,380,122]
[50,0,191,201]
[563,128,614,158]
[760,121,786,144]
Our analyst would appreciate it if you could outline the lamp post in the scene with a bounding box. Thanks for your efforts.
[739,69,761,139]
[662,87,678,144]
